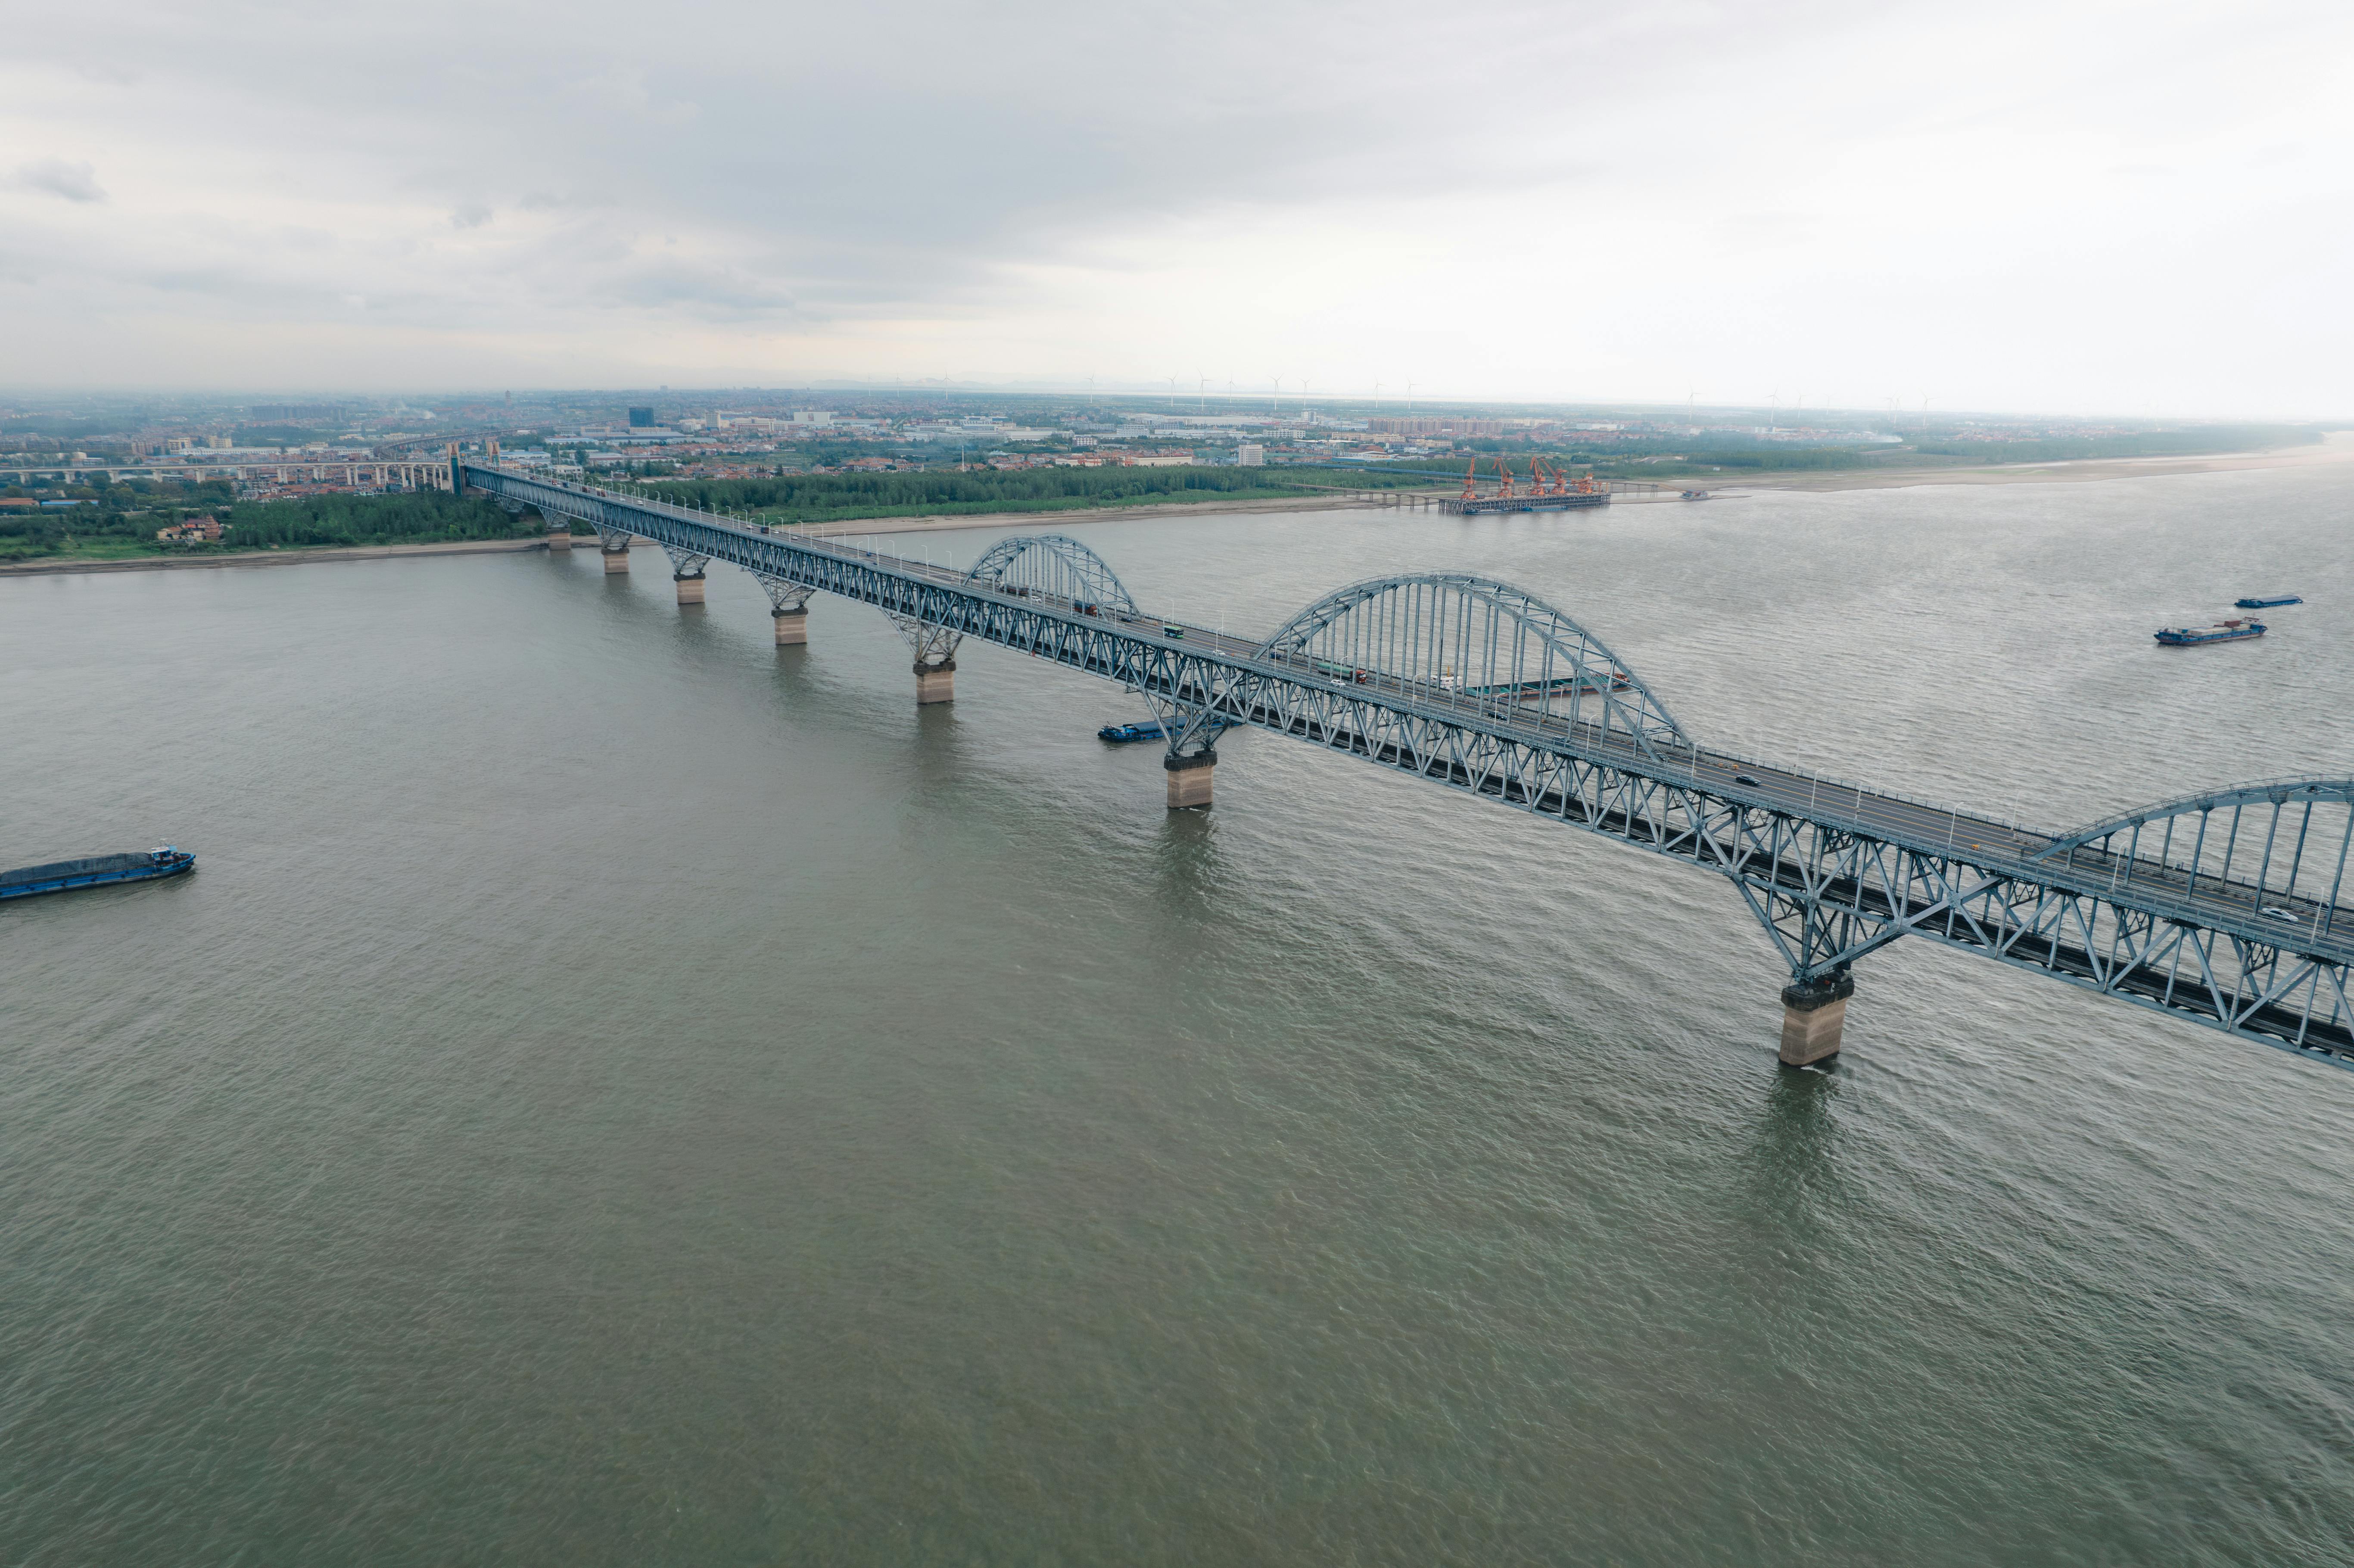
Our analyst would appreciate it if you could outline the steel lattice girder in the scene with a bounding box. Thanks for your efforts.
[465,466,2354,1073]
[755,574,813,613]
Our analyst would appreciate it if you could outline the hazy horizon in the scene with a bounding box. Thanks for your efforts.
[7,0,2350,418]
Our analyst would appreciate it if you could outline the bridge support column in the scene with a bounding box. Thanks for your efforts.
[758,576,815,644]
[662,547,711,605]
[1779,973,1854,1066]
[891,615,962,703]
[1165,749,1216,810]
[598,528,632,573]
[545,517,571,551]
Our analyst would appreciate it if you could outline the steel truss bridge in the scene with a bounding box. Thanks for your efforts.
[462,461,2354,1075]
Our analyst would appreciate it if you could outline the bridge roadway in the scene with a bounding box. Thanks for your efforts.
[462,462,2354,1074]
[1049,614,2351,972]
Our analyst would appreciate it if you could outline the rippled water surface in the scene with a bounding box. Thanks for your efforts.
[5,460,2353,1565]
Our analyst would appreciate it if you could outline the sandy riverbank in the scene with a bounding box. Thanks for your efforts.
[794,491,1432,538]
[1705,432,2354,494]
[0,535,565,578]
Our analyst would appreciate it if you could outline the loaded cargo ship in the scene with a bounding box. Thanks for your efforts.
[0,846,195,900]
[2153,618,2265,646]
[1099,716,1235,744]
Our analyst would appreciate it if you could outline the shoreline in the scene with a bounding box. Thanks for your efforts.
[0,493,1415,577]
[0,535,564,578]
[6,439,2345,578]
[1700,436,2354,494]
[796,491,1416,538]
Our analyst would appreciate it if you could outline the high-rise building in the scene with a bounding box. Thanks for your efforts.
[628,407,656,428]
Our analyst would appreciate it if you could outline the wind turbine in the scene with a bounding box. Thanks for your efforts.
[1270,375,1282,413]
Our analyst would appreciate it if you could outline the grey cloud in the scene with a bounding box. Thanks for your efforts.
[602,261,795,319]
[11,159,107,203]
[5,0,2351,410]
[0,0,1744,312]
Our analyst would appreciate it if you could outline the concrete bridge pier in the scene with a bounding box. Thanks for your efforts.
[758,577,814,644]
[545,514,572,551]
[1165,749,1216,810]
[663,548,711,605]
[597,527,633,574]
[1779,972,1854,1066]
[891,616,963,704]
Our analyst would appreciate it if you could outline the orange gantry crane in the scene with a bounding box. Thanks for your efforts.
[1454,452,1613,507]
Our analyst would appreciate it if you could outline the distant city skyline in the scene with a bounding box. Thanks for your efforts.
[4,0,2349,418]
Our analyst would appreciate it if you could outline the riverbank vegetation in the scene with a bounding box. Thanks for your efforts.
[0,466,1442,563]
[0,488,535,564]
[629,465,1429,526]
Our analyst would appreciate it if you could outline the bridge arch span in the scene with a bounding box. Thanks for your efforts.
[1254,573,1691,755]
[965,534,1138,616]
[2033,776,2354,920]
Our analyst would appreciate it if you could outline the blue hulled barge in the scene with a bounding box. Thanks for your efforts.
[2153,618,2265,646]
[0,846,195,900]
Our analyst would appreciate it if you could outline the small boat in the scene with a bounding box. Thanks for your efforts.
[2234,594,2302,609]
[2153,618,2265,646]
[1,845,195,900]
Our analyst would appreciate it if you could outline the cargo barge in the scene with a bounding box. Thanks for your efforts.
[1099,716,1234,744]
[2234,594,2302,608]
[2153,618,2265,646]
[0,846,195,900]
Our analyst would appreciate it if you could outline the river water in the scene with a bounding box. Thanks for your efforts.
[4,458,2352,1565]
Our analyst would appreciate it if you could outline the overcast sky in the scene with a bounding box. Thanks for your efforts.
[5,0,2349,415]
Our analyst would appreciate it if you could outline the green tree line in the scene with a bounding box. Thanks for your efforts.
[0,489,536,562]
[632,465,1423,524]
